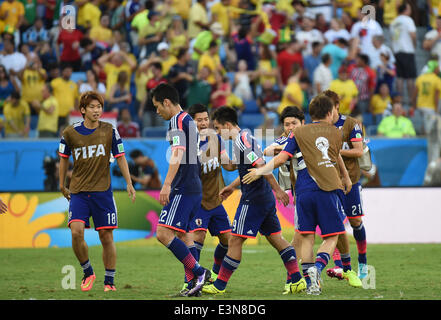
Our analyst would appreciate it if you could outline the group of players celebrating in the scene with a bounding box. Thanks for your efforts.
[58,83,368,296]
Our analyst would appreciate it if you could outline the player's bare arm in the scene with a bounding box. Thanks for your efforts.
[160,148,184,206]
[242,152,290,185]
[116,155,136,203]
[59,156,71,201]
[339,141,363,158]
[220,149,237,171]
[337,153,352,195]
[219,176,240,201]
[263,144,284,157]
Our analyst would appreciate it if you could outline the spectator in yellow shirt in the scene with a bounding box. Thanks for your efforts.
[198,40,224,85]
[413,61,441,135]
[76,0,101,29]
[370,83,391,125]
[33,83,59,138]
[50,65,79,130]
[188,0,209,39]
[157,42,177,77]
[211,0,231,37]
[18,56,47,107]
[0,0,24,31]
[3,90,30,138]
[89,14,114,47]
[97,51,137,99]
[278,64,304,114]
[328,66,359,115]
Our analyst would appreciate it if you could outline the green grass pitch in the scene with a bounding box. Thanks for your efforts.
[1,231,440,300]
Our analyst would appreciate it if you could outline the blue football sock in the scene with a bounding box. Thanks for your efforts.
[80,260,94,277]
[315,252,330,274]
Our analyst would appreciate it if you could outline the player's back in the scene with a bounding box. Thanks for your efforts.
[167,111,202,195]
[290,122,343,193]
[233,130,273,203]
[199,133,226,210]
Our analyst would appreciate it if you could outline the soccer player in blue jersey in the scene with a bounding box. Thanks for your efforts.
[187,104,236,285]
[151,83,211,296]
[202,106,306,295]
[243,94,353,295]
[58,91,136,292]
[324,89,368,280]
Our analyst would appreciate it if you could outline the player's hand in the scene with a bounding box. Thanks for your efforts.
[219,186,234,201]
[0,197,7,214]
[242,168,260,185]
[60,186,71,201]
[342,176,352,195]
[160,184,171,206]
[127,183,136,203]
[275,189,290,207]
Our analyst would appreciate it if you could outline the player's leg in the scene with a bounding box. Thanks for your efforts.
[261,201,304,294]
[203,234,245,294]
[68,193,95,291]
[207,205,232,279]
[98,229,117,291]
[192,230,207,262]
[157,193,210,295]
[203,202,249,294]
[90,189,119,291]
[346,182,367,278]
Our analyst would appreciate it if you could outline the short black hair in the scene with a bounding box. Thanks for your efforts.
[309,94,334,121]
[10,90,21,100]
[129,149,144,159]
[358,53,370,65]
[322,53,331,64]
[188,103,208,119]
[151,83,180,105]
[280,106,305,124]
[211,106,238,126]
[398,3,408,14]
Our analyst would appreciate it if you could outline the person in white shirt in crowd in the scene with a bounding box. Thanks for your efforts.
[324,18,351,44]
[306,0,334,23]
[423,15,441,66]
[389,2,417,101]
[0,36,27,89]
[370,35,395,71]
[350,8,383,62]
[313,53,333,97]
[296,11,325,57]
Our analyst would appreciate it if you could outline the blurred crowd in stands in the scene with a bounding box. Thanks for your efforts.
[0,0,441,143]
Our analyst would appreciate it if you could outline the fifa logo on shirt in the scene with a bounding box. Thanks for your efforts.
[202,157,220,174]
[315,137,331,161]
[73,144,106,160]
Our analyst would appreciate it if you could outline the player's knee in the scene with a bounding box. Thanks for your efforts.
[193,230,207,244]
[71,227,84,241]
[349,218,362,228]
[156,226,173,245]
[99,229,114,245]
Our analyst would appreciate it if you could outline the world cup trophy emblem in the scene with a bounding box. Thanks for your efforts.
[315,137,331,161]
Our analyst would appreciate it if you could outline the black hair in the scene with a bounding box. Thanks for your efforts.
[321,53,331,64]
[151,62,163,70]
[358,53,370,65]
[129,149,144,159]
[151,83,180,105]
[11,91,21,100]
[188,103,208,119]
[211,106,238,126]
[309,94,334,121]
[280,106,305,124]
[176,47,188,60]
[398,3,408,14]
